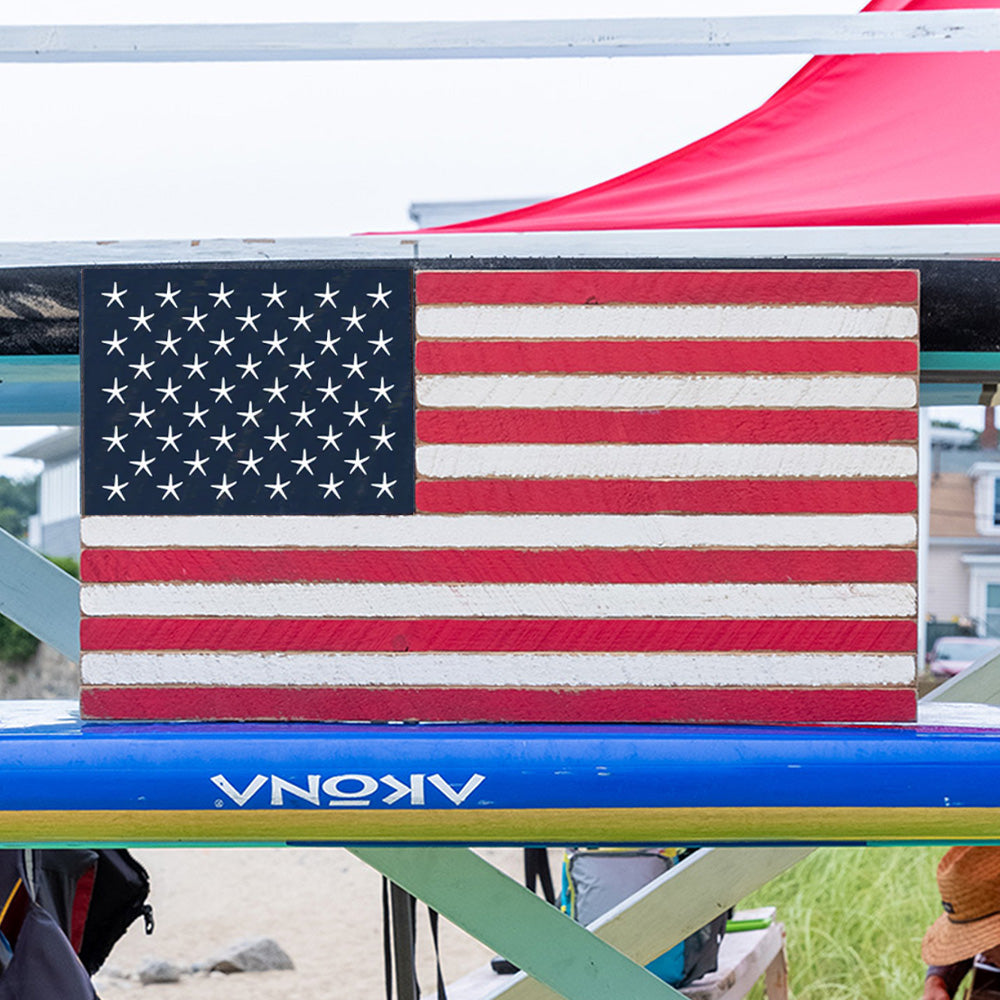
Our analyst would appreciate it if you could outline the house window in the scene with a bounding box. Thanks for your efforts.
[993,479,1000,527]
[970,463,1000,535]
[988,584,1000,638]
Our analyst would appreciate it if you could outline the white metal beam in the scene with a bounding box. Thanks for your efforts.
[3,226,1000,268]
[3,13,1000,64]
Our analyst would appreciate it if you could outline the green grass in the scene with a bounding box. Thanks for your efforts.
[739,846,945,1000]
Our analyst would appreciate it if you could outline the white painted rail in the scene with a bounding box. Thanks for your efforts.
[2,12,1000,64]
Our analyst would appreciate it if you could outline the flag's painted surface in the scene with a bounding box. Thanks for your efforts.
[80,267,920,724]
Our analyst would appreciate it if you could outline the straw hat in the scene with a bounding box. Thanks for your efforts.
[923,848,1000,965]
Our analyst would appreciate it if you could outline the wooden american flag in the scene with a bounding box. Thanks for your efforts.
[80,266,919,723]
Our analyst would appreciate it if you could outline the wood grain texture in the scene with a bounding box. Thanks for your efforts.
[80,651,917,687]
[80,617,917,653]
[416,304,918,342]
[415,270,919,305]
[80,581,917,619]
[80,547,916,584]
[415,443,917,479]
[415,373,918,409]
[81,513,918,549]
[415,338,918,374]
[415,408,919,444]
[415,478,918,513]
[79,685,918,723]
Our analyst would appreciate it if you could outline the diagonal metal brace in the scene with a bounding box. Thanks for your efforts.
[0,526,80,660]
[350,846,687,1000]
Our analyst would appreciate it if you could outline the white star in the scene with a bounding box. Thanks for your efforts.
[290,402,316,426]
[129,450,156,476]
[237,449,263,476]
[291,449,316,476]
[263,377,289,403]
[314,283,339,308]
[343,401,368,427]
[183,306,207,331]
[316,378,342,402]
[368,377,393,403]
[341,306,366,332]
[238,306,261,331]
[261,282,287,308]
[157,474,183,501]
[101,282,127,308]
[315,331,340,355]
[129,306,154,332]
[102,378,127,404]
[262,331,287,355]
[128,353,155,380]
[318,474,344,499]
[156,378,181,403]
[289,353,315,380]
[209,282,234,308]
[211,474,237,500]
[102,330,128,355]
[317,426,343,451]
[210,330,235,355]
[345,449,370,476]
[265,475,290,499]
[210,377,234,403]
[183,450,210,476]
[372,473,397,498]
[342,353,368,379]
[368,330,392,356]
[102,426,128,452]
[129,401,156,427]
[182,354,209,379]
[156,425,183,451]
[367,282,392,309]
[264,425,289,451]
[237,402,263,427]
[237,353,261,379]
[211,425,236,451]
[370,424,396,451]
[154,282,181,308]
[102,475,128,501]
[183,401,209,427]
[289,306,314,332]
[156,329,182,355]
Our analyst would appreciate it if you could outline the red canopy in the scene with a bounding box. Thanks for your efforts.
[420,0,1000,233]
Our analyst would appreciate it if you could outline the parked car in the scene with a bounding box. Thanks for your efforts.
[927,636,1000,677]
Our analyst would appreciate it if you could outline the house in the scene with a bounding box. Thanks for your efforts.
[10,428,80,558]
[927,417,1000,643]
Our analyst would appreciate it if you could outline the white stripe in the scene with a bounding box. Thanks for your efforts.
[415,374,917,409]
[81,582,916,618]
[81,514,917,549]
[416,304,918,341]
[416,443,917,480]
[81,652,917,688]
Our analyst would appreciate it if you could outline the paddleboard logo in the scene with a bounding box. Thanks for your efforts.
[210,771,485,808]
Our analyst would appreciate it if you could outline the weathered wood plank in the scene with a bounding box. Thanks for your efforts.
[2,13,1000,64]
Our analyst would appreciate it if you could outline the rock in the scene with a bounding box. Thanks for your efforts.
[205,937,294,974]
[136,959,183,984]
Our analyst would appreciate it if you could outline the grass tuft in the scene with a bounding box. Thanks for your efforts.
[739,846,945,1000]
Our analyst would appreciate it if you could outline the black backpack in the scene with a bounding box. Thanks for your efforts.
[0,848,153,996]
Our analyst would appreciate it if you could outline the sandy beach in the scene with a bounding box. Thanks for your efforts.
[95,847,530,999]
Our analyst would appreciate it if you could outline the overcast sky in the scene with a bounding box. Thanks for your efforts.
[0,0,975,474]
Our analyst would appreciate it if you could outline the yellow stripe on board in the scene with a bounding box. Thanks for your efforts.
[3,807,1000,845]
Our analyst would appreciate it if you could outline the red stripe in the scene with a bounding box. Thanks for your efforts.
[415,340,917,375]
[81,685,916,724]
[80,618,916,653]
[416,479,917,514]
[81,548,915,585]
[415,409,919,444]
[415,270,919,306]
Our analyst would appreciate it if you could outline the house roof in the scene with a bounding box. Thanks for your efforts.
[10,427,80,463]
[417,0,1000,234]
